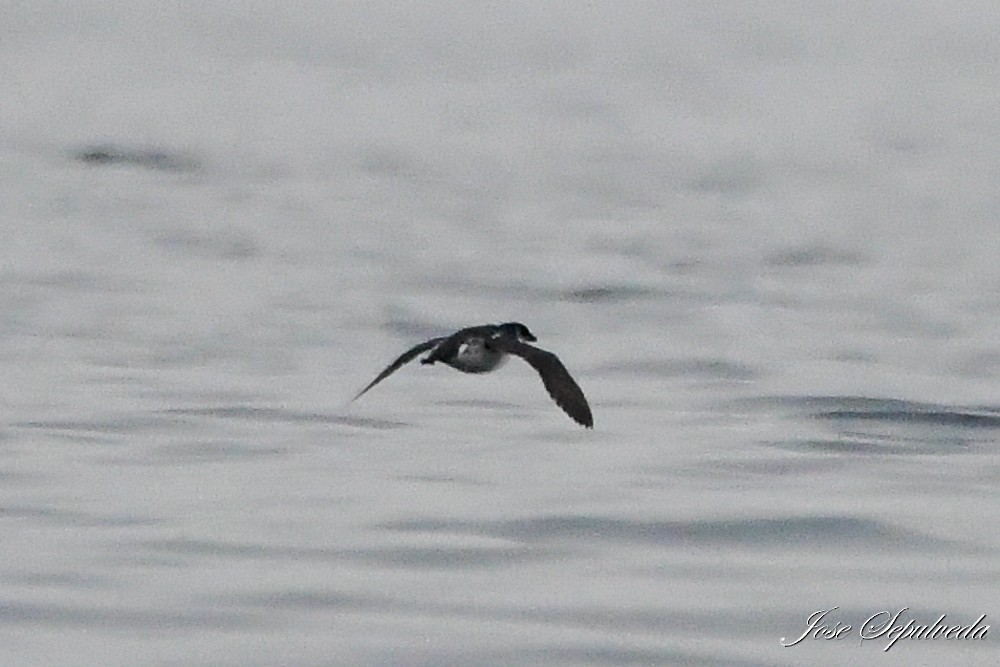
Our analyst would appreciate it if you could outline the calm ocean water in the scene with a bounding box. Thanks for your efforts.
[2,3,999,666]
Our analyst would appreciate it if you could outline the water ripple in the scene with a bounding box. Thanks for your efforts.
[732,395,1000,454]
[162,407,408,430]
[13,415,190,435]
[380,514,968,552]
[818,408,1000,429]
[596,358,760,380]
[71,144,199,172]
[0,601,256,630]
[3,505,158,528]
[135,538,556,570]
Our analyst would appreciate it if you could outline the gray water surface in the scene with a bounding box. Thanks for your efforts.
[3,2,1000,666]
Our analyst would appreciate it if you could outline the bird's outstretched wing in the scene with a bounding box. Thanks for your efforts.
[488,338,593,428]
[353,338,445,401]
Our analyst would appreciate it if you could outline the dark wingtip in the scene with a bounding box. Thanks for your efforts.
[568,405,593,428]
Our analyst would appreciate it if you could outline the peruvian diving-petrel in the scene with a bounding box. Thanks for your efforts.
[353,322,593,428]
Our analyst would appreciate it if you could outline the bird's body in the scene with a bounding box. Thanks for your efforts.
[353,322,593,428]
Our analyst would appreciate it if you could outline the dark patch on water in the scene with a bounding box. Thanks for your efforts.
[764,245,866,267]
[357,145,424,179]
[766,437,925,456]
[2,505,157,528]
[219,589,382,610]
[680,454,861,478]
[0,269,133,293]
[730,396,1000,429]
[13,415,190,435]
[339,545,558,569]
[562,285,662,303]
[395,473,486,485]
[729,395,1000,453]
[148,440,288,464]
[819,408,1000,429]
[688,155,763,195]
[2,570,111,589]
[155,228,258,260]
[387,281,673,306]
[162,406,408,430]
[0,601,256,630]
[379,514,969,553]
[135,538,555,570]
[140,538,293,560]
[72,144,199,172]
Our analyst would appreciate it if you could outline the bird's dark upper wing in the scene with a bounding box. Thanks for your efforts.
[352,337,445,401]
[488,338,593,428]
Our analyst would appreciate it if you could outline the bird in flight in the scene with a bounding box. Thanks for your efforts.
[353,322,593,428]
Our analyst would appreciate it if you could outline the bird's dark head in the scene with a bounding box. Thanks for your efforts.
[498,322,536,342]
